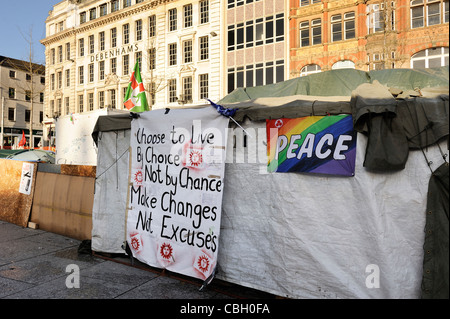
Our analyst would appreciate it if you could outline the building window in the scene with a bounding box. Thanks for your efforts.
[40,92,44,103]
[200,0,209,24]
[411,0,448,28]
[100,4,107,17]
[276,13,285,42]
[199,74,209,100]
[136,19,143,41]
[57,71,62,89]
[65,42,71,60]
[183,40,193,63]
[168,79,177,103]
[51,48,55,64]
[344,12,356,39]
[111,28,117,48]
[227,60,284,93]
[149,15,156,37]
[78,94,84,113]
[300,21,310,47]
[199,36,209,60]
[57,99,62,116]
[25,109,31,122]
[182,76,193,103]
[184,4,193,28]
[111,57,117,74]
[169,43,177,66]
[135,51,142,70]
[88,93,94,111]
[411,46,449,68]
[79,38,85,57]
[26,74,32,81]
[110,89,116,108]
[300,19,321,46]
[99,31,105,51]
[331,14,342,42]
[265,16,274,44]
[445,0,449,23]
[8,108,15,121]
[99,91,105,108]
[65,97,70,114]
[88,63,94,82]
[89,8,96,21]
[80,12,86,24]
[49,100,55,116]
[9,70,16,78]
[66,69,70,87]
[149,48,156,70]
[89,35,94,54]
[300,64,321,76]
[123,54,129,75]
[331,12,355,42]
[99,61,105,80]
[111,0,119,13]
[50,74,55,90]
[300,0,321,6]
[228,14,284,51]
[58,45,63,63]
[123,24,130,45]
[367,3,395,33]
[8,87,15,99]
[169,8,177,31]
[332,60,356,69]
[124,0,131,8]
[79,66,84,84]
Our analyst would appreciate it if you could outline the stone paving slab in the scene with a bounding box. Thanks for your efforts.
[0,221,275,300]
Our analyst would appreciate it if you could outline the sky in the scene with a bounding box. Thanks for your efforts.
[0,0,59,65]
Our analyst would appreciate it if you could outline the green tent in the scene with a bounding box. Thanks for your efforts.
[219,66,449,104]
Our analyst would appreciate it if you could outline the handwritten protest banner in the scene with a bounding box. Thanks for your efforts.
[267,115,356,176]
[127,107,229,281]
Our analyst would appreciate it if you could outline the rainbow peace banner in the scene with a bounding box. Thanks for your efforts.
[267,115,357,176]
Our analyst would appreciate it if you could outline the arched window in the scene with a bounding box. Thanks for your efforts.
[331,60,355,70]
[300,64,321,76]
[411,47,449,68]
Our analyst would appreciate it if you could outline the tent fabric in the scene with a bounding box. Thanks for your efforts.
[92,113,132,146]
[397,95,449,150]
[369,67,449,91]
[89,67,449,298]
[421,162,449,299]
[216,120,448,298]
[219,66,449,105]
[220,69,371,104]
[91,128,130,254]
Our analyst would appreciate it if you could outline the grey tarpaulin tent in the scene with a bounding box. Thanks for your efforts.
[90,68,448,298]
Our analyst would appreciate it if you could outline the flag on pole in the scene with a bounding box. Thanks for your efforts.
[18,130,26,147]
[123,61,149,112]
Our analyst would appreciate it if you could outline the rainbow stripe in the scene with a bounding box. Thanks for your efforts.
[267,115,356,176]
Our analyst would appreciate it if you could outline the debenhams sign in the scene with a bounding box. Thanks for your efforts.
[89,43,139,63]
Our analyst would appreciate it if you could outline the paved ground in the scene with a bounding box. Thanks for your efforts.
[0,220,276,300]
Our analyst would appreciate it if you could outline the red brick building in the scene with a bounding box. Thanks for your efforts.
[289,0,449,77]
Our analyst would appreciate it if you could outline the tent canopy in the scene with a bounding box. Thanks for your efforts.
[219,67,449,105]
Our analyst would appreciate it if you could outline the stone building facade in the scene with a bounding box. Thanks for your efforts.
[0,56,45,149]
[41,0,223,144]
[289,0,449,77]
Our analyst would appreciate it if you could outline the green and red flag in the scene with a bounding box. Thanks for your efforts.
[124,61,149,112]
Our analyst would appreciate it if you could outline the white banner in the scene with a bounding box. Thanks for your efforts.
[127,107,229,281]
